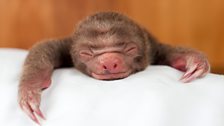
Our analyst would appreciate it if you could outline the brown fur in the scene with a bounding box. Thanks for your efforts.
[18,12,210,124]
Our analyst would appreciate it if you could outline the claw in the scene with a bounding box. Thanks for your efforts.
[22,102,41,125]
[22,101,45,125]
[29,97,45,123]
[19,87,46,125]
[19,74,51,125]
[174,53,210,83]
[34,107,46,120]
[184,64,197,76]
[180,64,197,82]
[181,69,204,83]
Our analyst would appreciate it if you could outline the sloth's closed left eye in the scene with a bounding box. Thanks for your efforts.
[125,46,137,54]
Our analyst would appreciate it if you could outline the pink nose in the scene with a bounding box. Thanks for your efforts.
[102,61,118,71]
[99,53,124,73]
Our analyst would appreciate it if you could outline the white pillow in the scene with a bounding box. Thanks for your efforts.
[0,48,224,126]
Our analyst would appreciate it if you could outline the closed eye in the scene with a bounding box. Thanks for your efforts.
[126,47,136,52]
[79,50,93,58]
[125,45,137,55]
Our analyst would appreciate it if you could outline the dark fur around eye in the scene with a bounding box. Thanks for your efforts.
[134,56,143,63]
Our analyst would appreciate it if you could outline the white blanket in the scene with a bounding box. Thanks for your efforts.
[0,48,224,126]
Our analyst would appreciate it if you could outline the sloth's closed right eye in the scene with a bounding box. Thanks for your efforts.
[79,50,93,57]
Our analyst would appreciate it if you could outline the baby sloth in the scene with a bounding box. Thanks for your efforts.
[18,12,210,124]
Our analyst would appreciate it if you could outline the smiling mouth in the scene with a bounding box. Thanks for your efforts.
[91,71,132,80]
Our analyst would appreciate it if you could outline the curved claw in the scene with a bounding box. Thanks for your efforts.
[30,101,46,120]
[35,108,46,120]
[171,52,210,83]
[19,88,46,125]
[18,78,51,124]
[180,69,204,83]
[20,99,45,125]
[21,102,41,125]
[180,57,210,83]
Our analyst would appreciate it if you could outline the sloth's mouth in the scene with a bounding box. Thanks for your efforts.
[91,70,132,80]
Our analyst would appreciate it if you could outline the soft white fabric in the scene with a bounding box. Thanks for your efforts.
[0,48,224,126]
